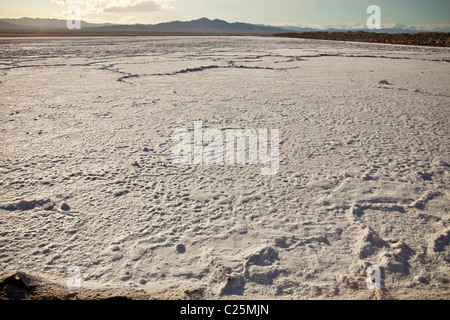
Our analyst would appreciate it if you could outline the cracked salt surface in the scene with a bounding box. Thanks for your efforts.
[0,36,449,299]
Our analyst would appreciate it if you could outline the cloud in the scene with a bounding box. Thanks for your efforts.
[383,22,450,32]
[269,21,450,32]
[118,15,141,24]
[51,0,172,14]
[269,21,366,30]
[104,1,164,13]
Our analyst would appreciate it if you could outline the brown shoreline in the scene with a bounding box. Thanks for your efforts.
[273,31,450,47]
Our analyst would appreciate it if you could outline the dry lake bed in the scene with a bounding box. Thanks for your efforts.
[0,36,449,299]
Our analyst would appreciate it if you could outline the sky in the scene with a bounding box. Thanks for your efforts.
[0,0,449,31]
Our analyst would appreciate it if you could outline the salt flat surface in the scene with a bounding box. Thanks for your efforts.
[0,36,449,299]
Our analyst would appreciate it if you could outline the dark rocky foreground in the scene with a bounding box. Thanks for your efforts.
[274,31,450,47]
[0,271,203,300]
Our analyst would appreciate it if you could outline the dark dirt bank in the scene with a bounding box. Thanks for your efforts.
[273,31,450,47]
[0,271,203,300]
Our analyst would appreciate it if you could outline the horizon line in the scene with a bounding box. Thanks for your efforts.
[1,16,449,33]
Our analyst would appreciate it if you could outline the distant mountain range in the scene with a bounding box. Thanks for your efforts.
[0,17,443,35]
[0,17,285,34]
